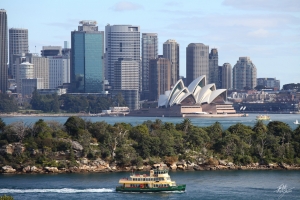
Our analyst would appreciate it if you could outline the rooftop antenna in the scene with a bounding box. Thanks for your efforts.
[35,46,36,54]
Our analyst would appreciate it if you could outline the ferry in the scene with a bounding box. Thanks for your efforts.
[294,120,299,125]
[256,115,271,121]
[116,166,186,192]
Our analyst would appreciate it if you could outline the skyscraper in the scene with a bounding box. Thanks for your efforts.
[186,43,209,86]
[233,57,257,90]
[105,24,140,89]
[71,20,104,93]
[114,58,139,90]
[141,33,158,96]
[149,56,171,101]
[0,9,8,93]
[26,53,49,89]
[49,55,70,89]
[9,28,28,78]
[219,63,232,90]
[209,48,219,86]
[163,39,179,87]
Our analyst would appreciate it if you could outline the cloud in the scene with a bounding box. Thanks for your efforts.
[111,1,143,12]
[223,0,300,12]
[247,29,270,38]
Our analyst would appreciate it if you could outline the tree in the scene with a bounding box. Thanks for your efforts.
[253,120,268,161]
[64,116,86,137]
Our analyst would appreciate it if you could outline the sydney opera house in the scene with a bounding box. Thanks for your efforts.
[128,75,240,117]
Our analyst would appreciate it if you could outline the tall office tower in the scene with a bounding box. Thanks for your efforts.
[141,33,158,96]
[219,63,232,89]
[149,56,171,101]
[41,46,62,57]
[71,20,104,93]
[186,43,209,86]
[49,56,70,89]
[26,53,49,89]
[105,24,140,89]
[209,48,219,86]
[0,9,8,93]
[163,39,179,87]
[9,28,28,78]
[233,57,257,90]
[114,58,139,90]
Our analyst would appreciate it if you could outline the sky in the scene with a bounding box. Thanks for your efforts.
[2,0,300,86]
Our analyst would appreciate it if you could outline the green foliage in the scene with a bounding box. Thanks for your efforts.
[2,118,300,169]
[0,94,18,113]
[0,195,14,200]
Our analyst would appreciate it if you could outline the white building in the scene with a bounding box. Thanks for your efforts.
[48,56,70,89]
[16,61,34,94]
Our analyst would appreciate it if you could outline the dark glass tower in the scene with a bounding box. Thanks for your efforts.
[71,21,104,93]
[0,9,7,93]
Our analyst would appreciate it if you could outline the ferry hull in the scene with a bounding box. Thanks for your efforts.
[116,184,186,192]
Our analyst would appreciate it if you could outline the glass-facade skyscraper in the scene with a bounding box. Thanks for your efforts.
[105,24,140,89]
[141,33,158,96]
[71,21,104,93]
[0,9,8,93]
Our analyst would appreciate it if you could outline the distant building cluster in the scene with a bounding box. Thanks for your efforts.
[1,9,298,112]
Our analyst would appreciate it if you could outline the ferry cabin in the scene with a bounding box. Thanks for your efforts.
[119,168,177,189]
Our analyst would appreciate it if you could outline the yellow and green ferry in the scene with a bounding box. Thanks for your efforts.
[116,166,186,192]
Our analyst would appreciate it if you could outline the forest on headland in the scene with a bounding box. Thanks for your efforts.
[0,116,300,173]
[0,92,126,113]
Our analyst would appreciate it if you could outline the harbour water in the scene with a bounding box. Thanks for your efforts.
[1,114,300,199]
[1,113,300,130]
[0,170,299,200]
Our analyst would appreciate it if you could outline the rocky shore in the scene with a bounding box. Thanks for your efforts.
[1,159,300,174]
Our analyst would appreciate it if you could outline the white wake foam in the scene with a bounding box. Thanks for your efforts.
[0,188,114,193]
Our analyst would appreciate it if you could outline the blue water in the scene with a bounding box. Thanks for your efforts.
[0,171,299,200]
[1,114,300,130]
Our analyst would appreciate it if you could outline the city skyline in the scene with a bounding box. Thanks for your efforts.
[2,0,300,86]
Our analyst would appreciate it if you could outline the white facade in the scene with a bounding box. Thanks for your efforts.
[16,61,34,93]
[49,56,70,89]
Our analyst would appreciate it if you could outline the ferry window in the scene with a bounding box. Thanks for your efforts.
[143,178,145,181]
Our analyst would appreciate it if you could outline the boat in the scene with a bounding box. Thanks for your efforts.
[294,120,299,125]
[116,166,186,192]
[256,115,271,121]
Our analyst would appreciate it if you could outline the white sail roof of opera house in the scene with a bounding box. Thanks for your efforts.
[158,75,227,107]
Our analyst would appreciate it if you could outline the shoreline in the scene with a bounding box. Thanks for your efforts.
[2,163,300,175]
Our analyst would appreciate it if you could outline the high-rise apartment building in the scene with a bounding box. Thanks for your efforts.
[0,9,8,93]
[71,20,104,93]
[163,39,179,87]
[186,43,209,86]
[149,56,171,101]
[141,33,158,95]
[49,56,70,89]
[209,48,219,86]
[9,28,28,78]
[219,63,232,90]
[105,24,140,89]
[233,57,257,90]
[41,46,62,57]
